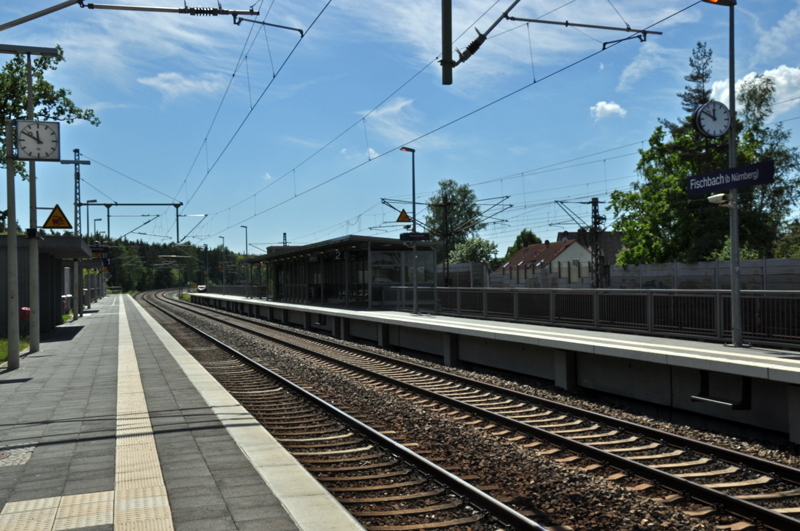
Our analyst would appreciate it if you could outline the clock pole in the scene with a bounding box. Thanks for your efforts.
[5,120,20,370]
[26,53,40,353]
[727,3,743,347]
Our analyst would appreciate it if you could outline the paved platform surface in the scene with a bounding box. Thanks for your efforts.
[193,293,800,385]
[0,294,363,531]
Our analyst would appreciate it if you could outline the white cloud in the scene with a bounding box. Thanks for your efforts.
[368,147,379,159]
[591,101,627,120]
[710,65,800,115]
[137,72,227,100]
[754,3,800,65]
[264,172,272,180]
[362,97,419,145]
[617,42,685,91]
[340,148,347,154]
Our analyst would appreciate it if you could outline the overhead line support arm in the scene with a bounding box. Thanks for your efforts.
[0,0,258,32]
[505,16,662,36]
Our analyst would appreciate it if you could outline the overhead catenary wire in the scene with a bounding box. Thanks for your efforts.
[199,1,702,241]
[179,0,332,215]
[187,0,537,221]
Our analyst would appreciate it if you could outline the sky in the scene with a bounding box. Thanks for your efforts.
[2,0,800,258]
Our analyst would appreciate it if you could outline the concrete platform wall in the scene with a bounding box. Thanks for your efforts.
[191,294,800,442]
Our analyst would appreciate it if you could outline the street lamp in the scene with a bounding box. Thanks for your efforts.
[241,225,249,298]
[85,199,97,238]
[93,218,102,238]
[702,0,742,346]
[219,236,226,296]
[400,146,418,314]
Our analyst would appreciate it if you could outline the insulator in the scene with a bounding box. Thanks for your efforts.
[464,33,486,56]
[189,6,219,16]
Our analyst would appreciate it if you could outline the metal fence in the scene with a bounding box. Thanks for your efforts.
[386,287,800,348]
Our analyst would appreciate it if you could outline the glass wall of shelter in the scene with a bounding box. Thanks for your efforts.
[258,237,436,309]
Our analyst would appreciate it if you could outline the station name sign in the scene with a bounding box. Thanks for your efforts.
[400,232,430,241]
[687,160,775,197]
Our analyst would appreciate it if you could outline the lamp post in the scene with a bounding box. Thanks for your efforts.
[93,218,102,239]
[241,225,249,298]
[204,244,209,287]
[400,146,418,314]
[702,0,741,346]
[219,236,226,296]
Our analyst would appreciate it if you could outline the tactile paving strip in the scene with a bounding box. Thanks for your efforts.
[115,298,175,530]
[0,298,177,531]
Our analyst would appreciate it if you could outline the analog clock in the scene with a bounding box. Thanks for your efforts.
[693,101,731,138]
[16,120,60,162]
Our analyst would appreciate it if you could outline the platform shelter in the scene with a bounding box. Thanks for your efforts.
[0,235,93,337]
[242,235,437,309]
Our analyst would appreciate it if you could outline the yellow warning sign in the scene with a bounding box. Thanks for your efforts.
[42,204,72,229]
[396,209,411,223]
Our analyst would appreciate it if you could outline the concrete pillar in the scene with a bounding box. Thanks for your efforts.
[340,318,351,341]
[554,349,577,392]
[267,306,274,322]
[86,272,92,309]
[304,312,311,330]
[377,323,391,349]
[789,385,800,444]
[443,332,460,367]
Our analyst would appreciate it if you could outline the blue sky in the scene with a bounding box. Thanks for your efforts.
[2,0,799,257]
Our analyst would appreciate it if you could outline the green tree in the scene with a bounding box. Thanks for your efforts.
[503,228,541,260]
[449,237,498,264]
[707,235,761,261]
[1,46,100,179]
[774,219,800,258]
[678,42,713,113]
[611,50,799,264]
[424,179,486,262]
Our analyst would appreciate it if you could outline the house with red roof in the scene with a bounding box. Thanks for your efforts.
[493,238,593,287]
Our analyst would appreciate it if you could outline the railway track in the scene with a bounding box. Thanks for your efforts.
[159,290,800,530]
[137,291,547,531]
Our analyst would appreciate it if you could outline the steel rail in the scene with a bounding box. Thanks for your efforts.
[168,293,800,530]
[175,292,800,484]
[145,291,547,531]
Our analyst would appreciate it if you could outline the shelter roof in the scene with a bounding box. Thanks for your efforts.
[1,235,92,259]
[245,235,436,264]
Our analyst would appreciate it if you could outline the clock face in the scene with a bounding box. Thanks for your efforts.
[16,121,60,161]
[694,101,731,138]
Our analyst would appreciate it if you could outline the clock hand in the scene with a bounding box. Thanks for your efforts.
[22,131,43,144]
[702,109,715,120]
[36,130,41,143]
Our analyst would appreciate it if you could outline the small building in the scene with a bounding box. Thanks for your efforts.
[494,239,592,287]
[244,235,437,309]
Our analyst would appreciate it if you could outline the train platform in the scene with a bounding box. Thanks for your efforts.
[0,294,364,531]
[191,292,800,444]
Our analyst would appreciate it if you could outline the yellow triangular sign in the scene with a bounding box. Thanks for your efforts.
[42,204,72,229]
[396,209,411,223]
